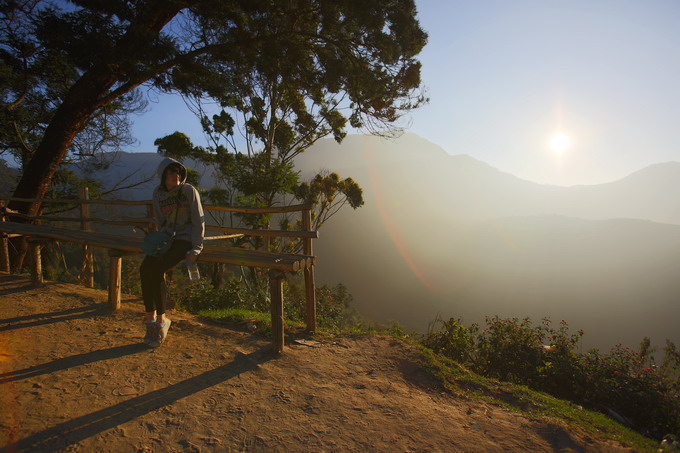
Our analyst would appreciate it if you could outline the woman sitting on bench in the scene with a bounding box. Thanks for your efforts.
[140,157,204,347]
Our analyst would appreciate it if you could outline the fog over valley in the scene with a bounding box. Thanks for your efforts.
[78,134,680,350]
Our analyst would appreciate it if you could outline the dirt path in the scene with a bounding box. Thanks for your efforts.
[0,274,634,452]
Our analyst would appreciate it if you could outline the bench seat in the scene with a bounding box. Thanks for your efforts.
[0,221,314,272]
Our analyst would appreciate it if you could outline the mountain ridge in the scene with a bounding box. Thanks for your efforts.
[63,134,680,350]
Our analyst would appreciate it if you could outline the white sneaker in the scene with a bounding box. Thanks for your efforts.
[150,319,171,347]
[143,321,157,345]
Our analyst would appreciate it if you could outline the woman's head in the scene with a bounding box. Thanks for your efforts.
[156,158,187,190]
[164,163,182,190]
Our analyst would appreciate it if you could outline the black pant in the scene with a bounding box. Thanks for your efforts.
[140,240,191,315]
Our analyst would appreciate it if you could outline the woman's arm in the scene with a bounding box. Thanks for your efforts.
[187,185,205,257]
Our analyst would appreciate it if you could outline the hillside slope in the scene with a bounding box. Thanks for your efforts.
[0,274,637,452]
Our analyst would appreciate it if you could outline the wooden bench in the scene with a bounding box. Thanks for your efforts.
[0,195,318,353]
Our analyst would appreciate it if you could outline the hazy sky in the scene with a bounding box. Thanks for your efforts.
[129,0,680,186]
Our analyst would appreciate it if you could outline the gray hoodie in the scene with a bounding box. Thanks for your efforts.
[153,157,205,257]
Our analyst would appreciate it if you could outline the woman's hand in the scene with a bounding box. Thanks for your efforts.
[186,253,198,263]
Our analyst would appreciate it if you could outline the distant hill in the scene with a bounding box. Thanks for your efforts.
[79,135,680,349]
[296,134,680,225]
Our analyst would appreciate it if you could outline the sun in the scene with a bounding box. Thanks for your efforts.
[549,132,570,153]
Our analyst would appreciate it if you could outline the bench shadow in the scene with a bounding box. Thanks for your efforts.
[0,304,108,332]
[4,347,274,452]
[0,343,148,383]
[0,279,59,296]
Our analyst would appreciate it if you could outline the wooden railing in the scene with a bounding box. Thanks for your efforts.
[0,193,319,351]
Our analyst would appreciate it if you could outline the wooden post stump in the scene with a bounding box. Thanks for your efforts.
[269,269,285,354]
[29,241,43,287]
[79,187,94,288]
[108,250,123,310]
[0,233,8,273]
[302,209,317,331]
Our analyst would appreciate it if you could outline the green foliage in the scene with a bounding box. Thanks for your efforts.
[423,316,680,439]
[173,274,358,331]
[419,346,659,453]
[120,254,143,296]
[294,172,364,231]
[285,280,359,330]
[2,0,428,253]
[0,159,18,196]
[46,168,104,201]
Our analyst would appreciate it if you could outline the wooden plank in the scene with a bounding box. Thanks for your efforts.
[197,249,300,272]
[204,234,245,240]
[302,209,317,332]
[6,212,152,227]
[1,196,150,207]
[29,242,43,287]
[269,270,285,353]
[1,196,311,214]
[202,244,316,265]
[0,222,143,251]
[201,248,314,271]
[108,254,122,310]
[0,221,315,271]
[203,203,312,214]
[206,224,318,239]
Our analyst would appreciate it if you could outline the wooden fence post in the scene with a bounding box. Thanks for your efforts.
[108,250,122,310]
[79,187,94,288]
[0,200,9,273]
[29,240,43,287]
[269,269,285,353]
[302,208,317,332]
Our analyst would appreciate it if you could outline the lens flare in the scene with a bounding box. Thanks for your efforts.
[363,137,439,293]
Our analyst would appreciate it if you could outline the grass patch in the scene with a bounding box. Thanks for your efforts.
[418,345,659,452]
[196,307,305,333]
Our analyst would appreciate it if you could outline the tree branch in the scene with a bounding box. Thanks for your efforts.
[12,121,32,157]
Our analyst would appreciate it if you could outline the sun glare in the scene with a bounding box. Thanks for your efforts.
[549,133,570,153]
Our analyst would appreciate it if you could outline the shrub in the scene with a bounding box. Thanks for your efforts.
[423,316,680,439]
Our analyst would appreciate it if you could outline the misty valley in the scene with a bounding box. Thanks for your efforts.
[59,133,680,351]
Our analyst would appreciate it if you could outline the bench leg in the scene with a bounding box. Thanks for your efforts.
[108,255,122,310]
[269,270,285,354]
[29,242,43,287]
[0,233,9,273]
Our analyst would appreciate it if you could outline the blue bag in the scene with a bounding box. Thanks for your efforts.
[142,231,173,256]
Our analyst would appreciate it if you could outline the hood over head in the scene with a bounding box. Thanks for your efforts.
[156,157,187,189]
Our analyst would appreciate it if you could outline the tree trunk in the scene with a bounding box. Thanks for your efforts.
[8,71,117,270]
[7,2,183,270]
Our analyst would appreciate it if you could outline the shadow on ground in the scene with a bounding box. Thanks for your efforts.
[4,347,274,452]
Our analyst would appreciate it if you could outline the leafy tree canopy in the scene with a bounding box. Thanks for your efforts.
[2,0,426,205]
[1,0,427,267]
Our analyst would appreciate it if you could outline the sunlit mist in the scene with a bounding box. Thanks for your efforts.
[549,133,570,154]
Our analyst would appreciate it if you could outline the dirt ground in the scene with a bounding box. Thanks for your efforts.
[0,273,637,452]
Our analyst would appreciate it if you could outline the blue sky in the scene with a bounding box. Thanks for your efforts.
[128,0,680,186]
